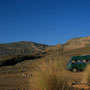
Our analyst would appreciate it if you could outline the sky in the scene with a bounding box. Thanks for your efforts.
[0,0,90,45]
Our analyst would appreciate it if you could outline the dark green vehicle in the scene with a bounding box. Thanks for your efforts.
[66,55,90,72]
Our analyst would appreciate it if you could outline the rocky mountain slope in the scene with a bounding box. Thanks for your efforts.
[0,36,90,56]
[46,36,90,51]
[63,36,90,51]
[0,41,49,56]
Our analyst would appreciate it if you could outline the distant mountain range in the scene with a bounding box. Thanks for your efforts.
[0,36,90,56]
[0,41,49,56]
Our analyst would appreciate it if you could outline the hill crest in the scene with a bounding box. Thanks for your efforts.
[0,36,90,56]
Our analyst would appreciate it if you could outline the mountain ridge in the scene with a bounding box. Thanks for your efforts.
[63,36,90,51]
[0,36,90,56]
[0,41,49,56]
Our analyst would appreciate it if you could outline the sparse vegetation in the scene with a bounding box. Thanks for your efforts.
[0,41,49,56]
[30,60,71,90]
[0,37,90,89]
[82,65,90,85]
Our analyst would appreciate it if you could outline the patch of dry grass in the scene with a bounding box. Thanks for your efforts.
[30,59,71,90]
[82,65,90,85]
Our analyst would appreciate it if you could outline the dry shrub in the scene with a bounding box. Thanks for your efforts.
[30,60,70,90]
[82,65,90,85]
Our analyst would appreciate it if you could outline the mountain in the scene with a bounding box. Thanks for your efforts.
[46,36,90,51]
[0,36,90,56]
[63,36,90,51]
[0,41,49,56]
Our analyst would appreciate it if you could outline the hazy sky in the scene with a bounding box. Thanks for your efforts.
[0,0,90,45]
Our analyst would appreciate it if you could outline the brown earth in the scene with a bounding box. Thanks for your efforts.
[0,36,90,90]
[0,71,84,90]
[0,72,30,90]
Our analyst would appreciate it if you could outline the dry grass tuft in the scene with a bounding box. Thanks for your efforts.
[82,65,90,85]
[30,59,70,90]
